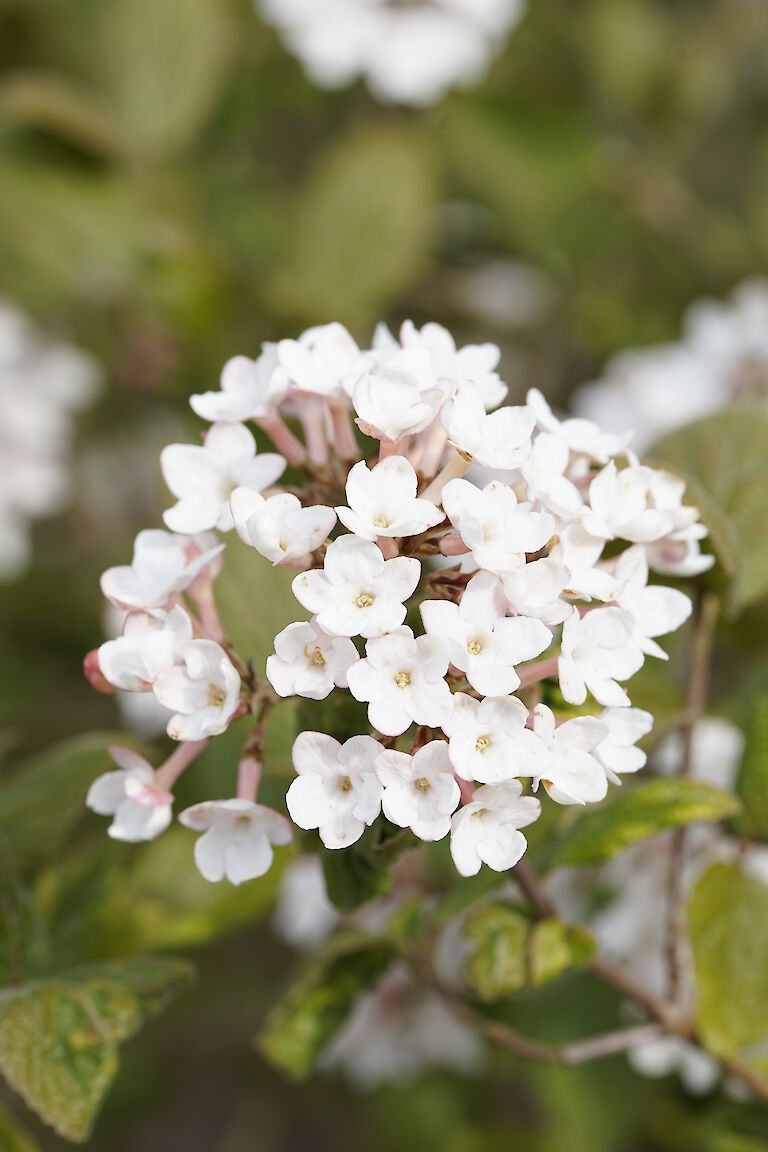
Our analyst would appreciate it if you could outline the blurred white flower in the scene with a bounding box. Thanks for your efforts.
[100,530,223,610]
[273,856,339,949]
[574,279,768,451]
[0,300,100,580]
[258,0,527,107]
[190,348,288,423]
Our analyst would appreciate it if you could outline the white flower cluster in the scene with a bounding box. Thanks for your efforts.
[257,0,527,106]
[575,278,768,452]
[0,301,100,579]
[87,318,708,885]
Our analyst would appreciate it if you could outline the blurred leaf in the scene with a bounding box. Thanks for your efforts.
[688,862,768,1057]
[546,778,740,869]
[215,540,297,670]
[0,71,124,158]
[0,1103,38,1152]
[321,848,391,914]
[463,904,595,1002]
[0,982,126,1142]
[0,733,142,880]
[0,955,190,1143]
[463,904,529,1000]
[257,932,394,1079]
[734,697,768,842]
[529,919,596,989]
[652,410,768,615]
[97,825,284,953]
[65,956,195,1022]
[270,124,437,326]
[95,0,234,158]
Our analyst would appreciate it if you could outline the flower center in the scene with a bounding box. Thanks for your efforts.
[306,645,326,666]
[355,592,376,608]
[467,639,483,656]
[208,685,227,707]
[340,775,353,793]
[414,777,431,793]
[475,735,491,753]
[394,671,411,689]
[373,515,389,529]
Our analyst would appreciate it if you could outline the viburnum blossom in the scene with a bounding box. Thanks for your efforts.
[85,315,710,887]
[86,746,173,843]
[257,0,528,108]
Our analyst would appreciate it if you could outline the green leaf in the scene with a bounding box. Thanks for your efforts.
[0,957,192,1142]
[95,0,234,157]
[688,862,768,1058]
[257,933,394,1079]
[0,982,126,1142]
[528,920,596,989]
[734,697,768,842]
[546,778,741,869]
[652,409,768,614]
[462,904,595,1002]
[269,124,437,327]
[0,733,143,880]
[463,904,530,1001]
[321,848,391,914]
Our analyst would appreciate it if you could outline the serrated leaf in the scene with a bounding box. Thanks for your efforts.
[95,0,234,157]
[462,904,595,1002]
[257,933,394,1079]
[0,982,126,1142]
[269,125,436,326]
[688,863,768,1058]
[0,733,143,880]
[734,698,768,842]
[546,778,741,869]
[652,409,768,614]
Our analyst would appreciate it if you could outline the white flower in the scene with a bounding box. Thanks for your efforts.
[531,704,608,805]
[266,617,358,700]
[161,422,286,534]
[179,799,292,884]
[583,461,672,544]
[98,605,194,691]
[336,456,444,540]
[502,553,571,626]
[259,0,527,108]
[558,606,645,708]
[189,348,287,422]
[450,780,540,876]
[86,746,172,842]
[292,534,420,638]
[443,693,546,784]
[629,1037,720,1096]
[593,707,654,785]
[231,488,336,564]
[100,530,224,610]
[351,348,446,442]
[441,477,554,574]
[556,524,617,601]
[347,626,452,737]
[443,386,534,469]
[421,571,551,697]
[644,533,714,578]
[273,856,339,950]
[153,640,241,740]
[520,432,584,519]
[526,387,632,462]
[376,740,460,840]
[278,322,363,399]
[613,546,692,659]
[287,732,383,849]
[399,320,507,408]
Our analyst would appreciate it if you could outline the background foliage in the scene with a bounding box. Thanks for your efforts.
[1,0,768,1147]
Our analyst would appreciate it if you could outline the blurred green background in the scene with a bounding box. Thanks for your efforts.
[2,0,768,1148]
